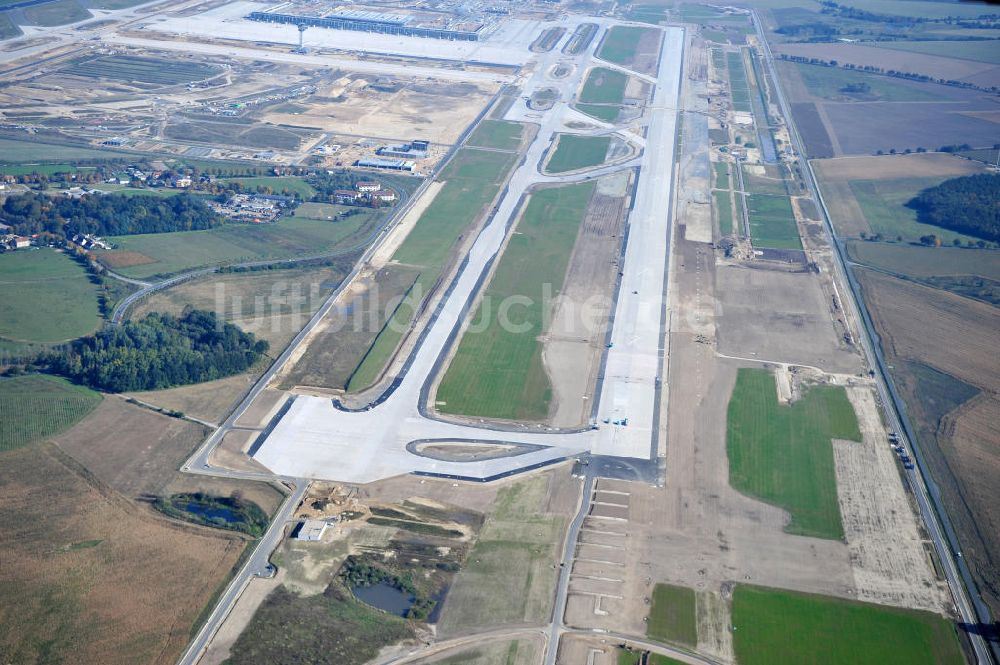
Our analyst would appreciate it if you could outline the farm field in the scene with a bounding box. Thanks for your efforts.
[731,586,964,665]
[164,120,307,151]
[438,475,567,634]
[98,213,379,278]
[878,40,1000,65]
[746,194,801,250]
[466,120,524,151]
[21,0,90,26]
[65,55,221,85]
[546,134,610,173]
[846,241,1000,281]
[0,137,135,163]
[348,148,518,391]
[436,182,594,421]
[619,651,685,665]
[727,368,861,540]
[646,583,697,647]
[0,248,102,343]
[853,267,1000,616]
[0,375,101,451]
[792,62,942,102]
[0,440,249,665]
[847,178,982,245]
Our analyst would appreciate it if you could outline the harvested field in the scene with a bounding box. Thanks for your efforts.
[813,154,988,243]
[732,585,964,665]
[0,375,101,451]
[164,120,307,150]
[789,102,835,158]
[0,442,247,665]
[727,368,861,540]
[855,268,1000,615]
[773,42,1000,87]
[791,62,942,102]
[0,248,101,343]
[417,639,539,665]
[436,182,595,421]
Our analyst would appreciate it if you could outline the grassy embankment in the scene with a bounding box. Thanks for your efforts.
[577,67,629,122]
[346,145,521,392]
[727,368,861,539]
[546,134,611,173]
[436,181,594,420]
[732,585,964,665]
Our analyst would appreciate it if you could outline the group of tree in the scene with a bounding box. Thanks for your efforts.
[43,308,268,392]
[0,191,221,239]
[908,173,1000,243]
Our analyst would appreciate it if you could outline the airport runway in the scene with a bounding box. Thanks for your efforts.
[251,22,686,483]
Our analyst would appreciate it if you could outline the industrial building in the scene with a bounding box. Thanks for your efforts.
[296,519,330,541]
[355,157,415,171]
[377,139,430,159]
[247,4,493,41]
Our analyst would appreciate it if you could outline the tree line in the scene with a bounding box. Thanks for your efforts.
[43,308,268,392]
[0,192,221,240]
[909,174,1000,243]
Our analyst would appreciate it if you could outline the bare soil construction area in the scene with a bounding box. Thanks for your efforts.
[558,230,951,662]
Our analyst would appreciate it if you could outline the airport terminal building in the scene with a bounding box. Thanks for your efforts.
[247,4,492,41]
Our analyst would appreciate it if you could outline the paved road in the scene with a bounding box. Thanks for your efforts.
[752,12,996,665]
[175,481,308,665]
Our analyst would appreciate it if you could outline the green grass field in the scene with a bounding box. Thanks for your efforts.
[794,63,943,102]
[21,0,90,26]
[727,368,861,540]
[0,375,102,451]
[715,190,735,236]
[747,194,801,250]
[0,137,135,164]
[220,176,316,199]
[436,182,594,420]
[466,120,524,151]
[99,214,377,279]
[714,161,730,190]
[598,26,651,67]
[624,4,668,24]
[0,248,102,343]
[647,583,697,646]
[576,103,620,123]
[546,134,611,173]
[727,51,752,113]
[619,650,686,665]
[439,476,565,633]
[67,55,219,85]
[732,585,964,665]
[347,148,518,391]
[848,178,981,245]
[580,67,629,104]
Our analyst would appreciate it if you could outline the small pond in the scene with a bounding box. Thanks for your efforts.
[352,581,415,617]
[184,502,239,523]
